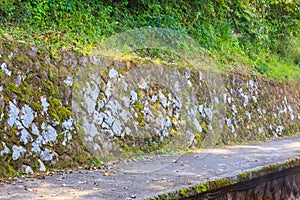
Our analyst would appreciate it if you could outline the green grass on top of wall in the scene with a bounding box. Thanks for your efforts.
[0,0,299,82]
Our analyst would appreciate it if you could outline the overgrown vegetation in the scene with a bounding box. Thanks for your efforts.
[0,0,299,80]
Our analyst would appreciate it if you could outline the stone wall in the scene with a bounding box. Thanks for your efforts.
[0,40,91,177]
[0,38,299,177]
[223,170,300,200]
[193,166,300,200]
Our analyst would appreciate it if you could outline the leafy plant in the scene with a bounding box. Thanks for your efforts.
[256,65,269,75]
[92,159,103,166]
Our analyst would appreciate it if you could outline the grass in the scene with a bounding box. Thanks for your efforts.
[0,0,299,82]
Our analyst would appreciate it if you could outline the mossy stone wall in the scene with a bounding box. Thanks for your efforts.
[0,39,299,177]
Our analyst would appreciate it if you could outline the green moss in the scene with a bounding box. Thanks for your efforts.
[194,183,208,193]
[48,98,72,123]
[133,101,146,127]
[201,121,208,133]
[0,142,3,151]
[42,80,59,97]
[3,81,44,112]
[235,158,300,183]
[6,83,22,95]
[15,54,30,65]
[179,188,189,198]
[30,101,43,111]
[6,126,20,145]
[211,178,232,189]
[0,162,16,177]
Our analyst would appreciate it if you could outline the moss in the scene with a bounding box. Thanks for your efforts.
[194,183,208,193]
[0,142,3,151]
[179,188,189,198]
[3,81,44,112]
[30,101,43,111]
[201,121,208,133]
[74,148,91,163]
[235,158,300,183]
[5,126,20,145]
[6,83,22,95]
[236,171,252,181]
[48,98,72,123]
[210,178,232,189]
[133,101,146,127]
[42,80,60,97]
[15,54,30,66]
[0,162,16,177]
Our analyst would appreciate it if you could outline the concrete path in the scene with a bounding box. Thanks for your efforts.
[1,137,300,200]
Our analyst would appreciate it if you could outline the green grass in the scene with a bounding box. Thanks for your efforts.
[0,0,299,81]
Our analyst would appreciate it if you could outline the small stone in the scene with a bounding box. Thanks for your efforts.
[77,181,87,184]
[25,187,33,192]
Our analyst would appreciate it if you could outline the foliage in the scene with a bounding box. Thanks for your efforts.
[0,0,299,80]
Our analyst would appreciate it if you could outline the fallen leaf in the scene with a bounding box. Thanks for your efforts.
[2,34,13,40]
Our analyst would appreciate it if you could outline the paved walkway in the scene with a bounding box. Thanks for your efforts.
[0,137,300,200]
